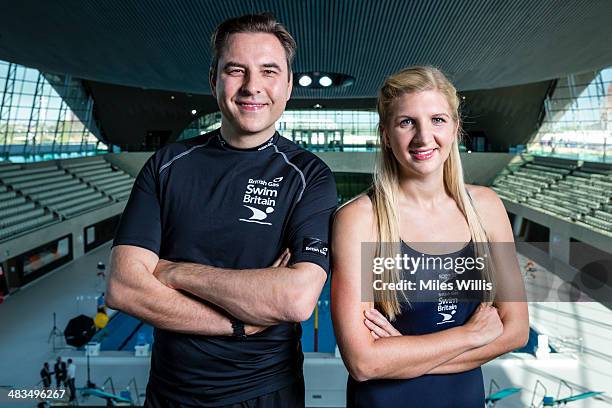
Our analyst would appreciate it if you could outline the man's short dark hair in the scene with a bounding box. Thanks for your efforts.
[209,12,297,80]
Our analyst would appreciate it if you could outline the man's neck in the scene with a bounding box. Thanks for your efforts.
[219,124,276,149]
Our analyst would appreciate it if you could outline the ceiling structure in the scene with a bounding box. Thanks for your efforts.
[1,0,611,149]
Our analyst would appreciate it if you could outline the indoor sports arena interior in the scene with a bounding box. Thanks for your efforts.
[1,1,612,407]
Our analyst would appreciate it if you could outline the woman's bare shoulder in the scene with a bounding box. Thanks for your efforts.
[465,184,512,240]
[334,194,376,238]
[336,193,374,219]
[466,185,504,211]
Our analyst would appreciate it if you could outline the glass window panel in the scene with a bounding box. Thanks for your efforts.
[0,58,102,162]
[529,66,612,162]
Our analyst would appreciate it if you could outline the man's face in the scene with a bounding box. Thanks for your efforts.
[211,32,293,140]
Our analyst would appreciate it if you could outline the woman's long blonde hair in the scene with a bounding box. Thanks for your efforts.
[372,66,495,320]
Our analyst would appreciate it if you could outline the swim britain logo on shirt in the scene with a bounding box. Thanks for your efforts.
[239,177,283,226]
[302,237,329,258]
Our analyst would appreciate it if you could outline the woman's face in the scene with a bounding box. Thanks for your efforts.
[382,90,457,177]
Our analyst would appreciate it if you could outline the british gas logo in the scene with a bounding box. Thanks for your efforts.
[239,177,283,225]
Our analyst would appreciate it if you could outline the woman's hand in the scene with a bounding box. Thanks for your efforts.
[363,308,402,340]
[463,302,503,348]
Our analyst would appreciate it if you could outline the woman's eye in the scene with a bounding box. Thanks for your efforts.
[399,119,414,126]
[433,117,446,124]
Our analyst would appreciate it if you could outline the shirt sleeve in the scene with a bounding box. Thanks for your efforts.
[112,154,162,255]
[286,165,337,275]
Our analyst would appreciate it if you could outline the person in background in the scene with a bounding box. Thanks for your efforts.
[40,362,51,389]
[66,359,76,402]
[53,357,66,389]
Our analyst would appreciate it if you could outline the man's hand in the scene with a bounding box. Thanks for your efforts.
[153,259,181,289]
[244,248,292,335]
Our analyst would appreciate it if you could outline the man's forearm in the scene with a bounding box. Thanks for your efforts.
[167,262,323,325]
[132,285,233,336]
[107,266,233,336]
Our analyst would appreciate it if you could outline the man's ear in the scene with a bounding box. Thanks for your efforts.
[209,69,217,99]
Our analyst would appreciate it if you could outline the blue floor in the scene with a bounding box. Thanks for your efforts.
[91,312,153,351]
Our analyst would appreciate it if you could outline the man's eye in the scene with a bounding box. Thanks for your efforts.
[228,69,244,75]
[263,70,278,75]
[400,119,414,126]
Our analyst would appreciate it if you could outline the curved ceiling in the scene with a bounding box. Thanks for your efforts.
[1,0,611,97]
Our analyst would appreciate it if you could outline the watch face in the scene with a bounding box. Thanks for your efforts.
[232,319,246,337]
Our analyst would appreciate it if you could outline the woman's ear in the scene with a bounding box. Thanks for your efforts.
[380,125,391,149]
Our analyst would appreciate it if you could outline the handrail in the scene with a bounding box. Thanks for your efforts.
[556,379,573,400]
[488,379,500,398]
[102,376,116,396]
[127,377,141,405]
[530,379,547,408]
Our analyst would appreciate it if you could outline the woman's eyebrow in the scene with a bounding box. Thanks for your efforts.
[432,112,451,118]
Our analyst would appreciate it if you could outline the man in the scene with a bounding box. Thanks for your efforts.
[40,362,51,389]
[66,359,76,402]
[106,13,337,408]
[53,356,66,389]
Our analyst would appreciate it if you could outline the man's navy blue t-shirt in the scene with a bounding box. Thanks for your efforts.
[112,130,337,406]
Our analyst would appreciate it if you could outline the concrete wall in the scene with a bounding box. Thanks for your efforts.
[105,152,153,177]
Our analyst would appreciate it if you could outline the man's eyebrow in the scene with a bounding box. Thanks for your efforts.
[262,63,282,70]
[223,61,247,70]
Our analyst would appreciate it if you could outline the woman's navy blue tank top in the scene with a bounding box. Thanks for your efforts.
[346,240,485,408]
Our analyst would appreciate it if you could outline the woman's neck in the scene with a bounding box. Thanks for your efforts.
[397,169,449,209]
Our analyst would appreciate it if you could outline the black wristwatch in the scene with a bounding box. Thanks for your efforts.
[231,318,247,338]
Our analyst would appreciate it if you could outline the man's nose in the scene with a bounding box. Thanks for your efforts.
[241,73,263,95]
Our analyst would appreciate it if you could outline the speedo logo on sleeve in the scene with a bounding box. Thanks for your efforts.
[302,237,329,258]
[239,176,283,226]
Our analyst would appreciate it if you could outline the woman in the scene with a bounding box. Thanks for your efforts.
[331,66,528,407]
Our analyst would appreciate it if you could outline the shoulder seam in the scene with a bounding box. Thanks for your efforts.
[158,136,214,174]
[272,144,307,203]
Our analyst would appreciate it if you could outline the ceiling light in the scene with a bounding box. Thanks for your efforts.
[294,72,354,89]
[191,109,197,115]
[319,76,332,87]
[298,75,312,87]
